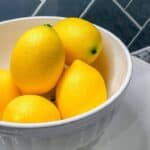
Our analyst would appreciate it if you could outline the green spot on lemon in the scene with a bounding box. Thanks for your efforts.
[91,47,97,55]
[43,24,52,28]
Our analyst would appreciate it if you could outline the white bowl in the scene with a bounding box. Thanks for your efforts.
[0,16,132,150]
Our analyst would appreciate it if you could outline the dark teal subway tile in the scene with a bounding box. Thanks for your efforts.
[0,0,40,21]
[117,0,130,8]
[37,0,91,17]
[126,0,150,25]
[129,21,150,51]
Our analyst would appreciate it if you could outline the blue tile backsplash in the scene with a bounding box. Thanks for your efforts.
[37,0,91,17]
[0,0,149,53]
[126,0,150,25]
[129,20,150,50]
[0,0,40,20]
[117,0,131,8]
[83,0,139,49]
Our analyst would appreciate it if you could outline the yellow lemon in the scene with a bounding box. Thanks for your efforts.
[0,69,20,118]
[54,17,102,65]
[11,24,65,94]
[56,60,107,119]
[2,95,61,123]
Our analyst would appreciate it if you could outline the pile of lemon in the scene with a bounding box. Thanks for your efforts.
[0,18,107,123]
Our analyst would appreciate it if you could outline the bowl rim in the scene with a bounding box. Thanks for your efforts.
[0,16,132,128]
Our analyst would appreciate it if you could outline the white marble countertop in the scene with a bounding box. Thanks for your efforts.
[95,56,150,150]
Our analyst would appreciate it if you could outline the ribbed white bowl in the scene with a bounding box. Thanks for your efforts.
[0,16,132,150]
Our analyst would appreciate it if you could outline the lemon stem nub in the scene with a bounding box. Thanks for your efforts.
[91,47,97,55]
[44,24,52,28]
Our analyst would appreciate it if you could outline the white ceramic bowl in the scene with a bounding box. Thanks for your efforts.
[0,16,132,150]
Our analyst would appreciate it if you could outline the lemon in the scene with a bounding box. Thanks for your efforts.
[10,24,65,94]
[2,95,61,123]
[54,17,102,65]
[0,69,20,118]
[56,60,107,119]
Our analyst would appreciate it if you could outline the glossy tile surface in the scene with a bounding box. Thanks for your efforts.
[129,21,150,51]
[37,0,91,17]
[0,0,40,21]
[126,0,150,25]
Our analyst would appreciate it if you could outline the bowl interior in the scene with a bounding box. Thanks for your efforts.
[0,17,129,99]
[92,28,129,97]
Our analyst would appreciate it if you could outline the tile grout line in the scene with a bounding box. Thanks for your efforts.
[128,18,150,48]
[124,0,133,10]
[112,0,141,30]
[79,0,96,18]
[32,0,46,16]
